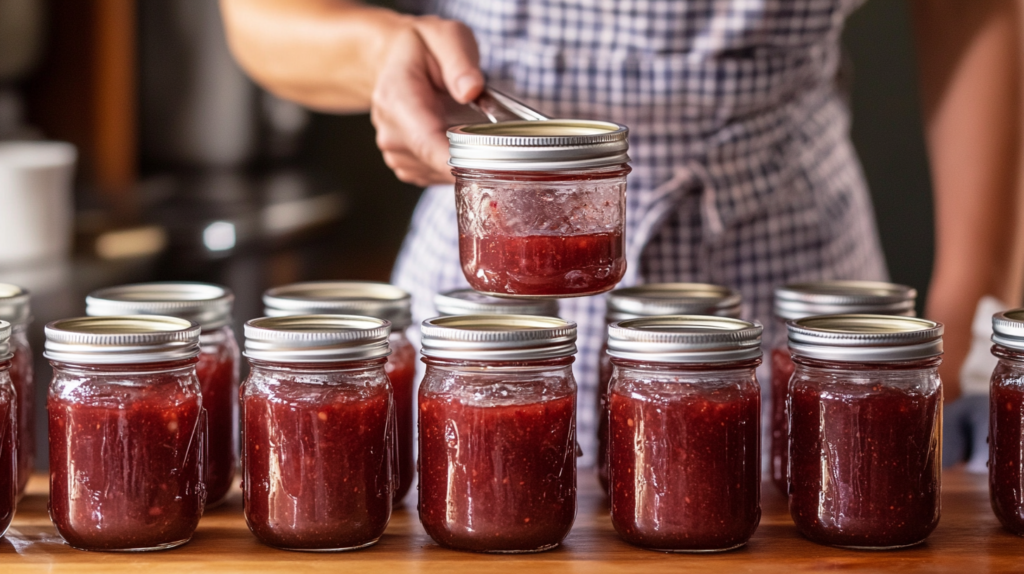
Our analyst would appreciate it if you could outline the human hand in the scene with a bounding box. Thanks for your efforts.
[370,16,484,187]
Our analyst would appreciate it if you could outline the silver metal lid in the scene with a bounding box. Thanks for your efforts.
[0,284,30,326]
[606,283,742,322]
[244,315,391,363]
[0,321,13,362]
[263,282,412,329]
[992,309,1024,351]
[421,315,576,361]
[447,120,629,171]
[86,282,234,331]
[774,281,917,320]
[607,316,762,364]
[434,289,559,317]
[44,316,201,365]
[787,314,943,363]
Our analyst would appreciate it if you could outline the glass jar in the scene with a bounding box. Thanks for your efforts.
[606,316,761,551]
[448,120,630,298]
[0,321,17,537]
[786,315,942,549]
[418,315,578,553]
[241,315,395,551]
[988,310,1024,535]
[45,316,205,551]
[263,281,415,504]
[596,283,742,493]
[86,282,240,507]
[769,281,917,495]
[434,288,560,317]
[0,285,33,496]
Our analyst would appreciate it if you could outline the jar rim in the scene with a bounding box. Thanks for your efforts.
[87,282,233,331]
[448,119,629,171]
[993,309,1024,351]
[0,283,30,326]
[606,283,742,322]
[420,314,577,361]
[774,280,917,320]
[44,315,200,364]
[244,315,391,363]
[434,289,560,317]
[607,315,762,363]
[787,314,943,362]
[263,281,412,329]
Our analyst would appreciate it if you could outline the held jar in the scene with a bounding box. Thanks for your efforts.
[45,316,206,551]
[241,315,396,551]
[606,316,762,552]
[597,283,742,493]
[0,322,16,537]
[988,309,1024,535]
[263,281,415,504]
[87,282,239,507]
[786,315,942,549]
[770,281,917,495]
[0,284,34,496]
[434,288,560,318]
[448,120,630,298]
[418,315,578,553]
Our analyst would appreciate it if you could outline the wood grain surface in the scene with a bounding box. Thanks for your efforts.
[2,469,1021,573]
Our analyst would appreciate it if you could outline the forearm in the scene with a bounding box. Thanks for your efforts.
[911,0,1023,397]
[220,0,412,113]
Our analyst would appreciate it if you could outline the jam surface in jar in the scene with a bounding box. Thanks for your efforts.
[418,387,577,553]
[769,347,795,494]
[788,361,941,548]
[196,326,239,507]
[242,361,394,551]
[48,360,206,551]
[385,331,415,504]
[10,329,33,495]
[608,362,761,551]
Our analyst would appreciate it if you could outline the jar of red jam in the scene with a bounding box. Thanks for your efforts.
[262,281,415,504]
[0,321,17,537]
[45,316,205,551]
[770,281,916,495]
[434,288,560,317]
[786,314,942,549]
[241,314,396,551]
[447,120,630,298]
[607,315,761,552]
[988,309,1024,535]
[596,283,742,493]
[0,284,33,496]
[86,282,239,507]
[418,315,578,553]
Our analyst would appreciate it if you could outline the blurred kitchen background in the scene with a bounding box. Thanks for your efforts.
[0,0,951,467]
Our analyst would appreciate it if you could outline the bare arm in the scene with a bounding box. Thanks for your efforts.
[911,0,1023,400]
[220,0,484,184]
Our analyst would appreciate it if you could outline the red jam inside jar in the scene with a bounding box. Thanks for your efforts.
[0,358,15,537]
[988,339,1024,535]
[196,326,240,506]
[418,356,577,553]
[769,347,795,494]
[242,359,395,550]
[385,330,415,504]
[48,359,206,551]
[10,328,33,496]
[596,342,613,492]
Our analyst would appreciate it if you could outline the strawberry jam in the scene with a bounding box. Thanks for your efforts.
[10,329,32,496]
[385,331,415,504]
[987,313,1024,536]
[0,357,15,538]
[196,326,239,506]
[769,347,795,494]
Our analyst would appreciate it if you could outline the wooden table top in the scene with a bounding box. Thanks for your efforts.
[2,469,1021,573]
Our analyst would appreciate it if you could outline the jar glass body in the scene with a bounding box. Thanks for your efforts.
[47,358,206,551]
[787,356,941,548]
[0,362,14,537]
[10,326,32,495]
[596,338,613,492]
[241,358,395,551]
[385,329,415,503]
[769,316,795,494]
[453,165,629,297]
[196,325,239,507]
[418,356,577,553]
[989,344,1024,535]
[607,358,761,551]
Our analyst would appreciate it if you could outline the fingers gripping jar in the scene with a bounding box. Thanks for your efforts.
[770,281,917,495]
[0,285,34,496]
[86,282,239,507]
[447,120,630,298]
[418,315,578,553]
[45,316,205,551]
[597,283,742,493]
[606,316,762,552]
[988,310,1024,535]
[786,315,942,549]
[263,281,415,504]
[434,289,560,317]
[241,315,396,551]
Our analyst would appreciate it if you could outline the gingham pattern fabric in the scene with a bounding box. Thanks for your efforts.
[393,0,887,467]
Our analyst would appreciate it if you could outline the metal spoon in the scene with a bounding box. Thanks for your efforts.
[471,86,550,122]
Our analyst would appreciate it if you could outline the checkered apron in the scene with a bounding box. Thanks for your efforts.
[393,0,887,466]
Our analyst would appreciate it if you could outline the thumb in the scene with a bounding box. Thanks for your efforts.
[414,17,484,104]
